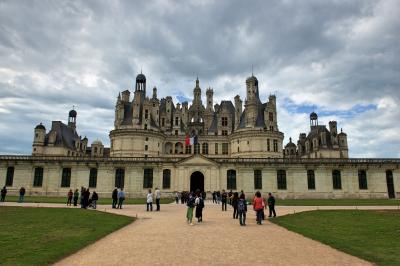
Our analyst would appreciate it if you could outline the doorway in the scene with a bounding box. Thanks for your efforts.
[190,171,204,192]
[386,170,395,198]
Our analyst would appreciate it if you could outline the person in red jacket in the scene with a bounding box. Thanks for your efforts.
[253,191,265,225]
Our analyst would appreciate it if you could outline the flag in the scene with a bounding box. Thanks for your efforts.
[194,135,198,145]
[190,137,194,145]
[185,135,190,146]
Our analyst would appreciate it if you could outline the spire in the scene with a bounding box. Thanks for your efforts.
[251,64,253,76]
[195,76,199,87]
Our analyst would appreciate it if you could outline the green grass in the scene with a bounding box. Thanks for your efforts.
[275,198,400,206]
[271,210,400,265]
[4,196,174,205]
[0,206,134,266]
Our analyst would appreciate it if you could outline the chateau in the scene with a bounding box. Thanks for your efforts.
[0,73,398,199]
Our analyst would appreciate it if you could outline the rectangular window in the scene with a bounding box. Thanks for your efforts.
[267,139,270,152]
[163,169,171,189]
[145,145,148,151]
[162,118,165,127]
[358,170,368,190]
[222,143,229,155]
[61,168,71,188]
[202,143,208,154]
[175,117,179,126]
[307,170,315,190]
[227,170,236,190]
[221,117,228,126]
[33,167,43,187]
[115,168,125,188]
[185,145,191,154]
[273,140,278,152]
[277,170,287,190]
[175,130,178,135]
[143,169,153,188]
[145,109,149,119]
[332,170,342,189]
[215,143,219,155]
[222,130,228,136]
[254,170,262,190]
[5,167,14,186]
[89,168,97,188]
[269,112,273,122]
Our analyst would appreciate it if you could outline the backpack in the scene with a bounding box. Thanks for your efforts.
[187,197,195,208]
[238,199,245,212]
[199,198,205,208]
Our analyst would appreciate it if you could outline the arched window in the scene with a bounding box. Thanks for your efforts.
[227,169,236,190]
[163,169,171,189]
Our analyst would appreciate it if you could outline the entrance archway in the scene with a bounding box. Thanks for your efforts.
[190,171,204,192]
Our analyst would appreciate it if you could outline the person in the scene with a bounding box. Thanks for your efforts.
[195,191,204,222]
[80,187,85,208]
[19,187,26,203]
[146,189,153,211]
[240,190,246,200]
[216,190,221,204]
[155,187,161,211]
[237,193,247,226]
[221,190,227,211]
[232,192,239,219]
[253,191,264,225]
[112,188,118,208]
[1,186,7,202]
[267,192,277,217]
[175,192,179,204]
[228,190,233,205]
[117,188,125,209]
[73,189,79,206]
[67,189,73,206]
[212,191,216,203]
[91,191,98,209]
[186,193,195,225]
[83,188,90,209]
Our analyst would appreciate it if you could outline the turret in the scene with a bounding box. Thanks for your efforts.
[310,112,318,128]
[68,109,77,129]
[121,90,130,102]
[152,87,157,99]
[329,121,337,136]
[193,77,202,104]
[234,95,242,129]
[245,75,259,127]
[206,88,213,111]
[32,123,46,155]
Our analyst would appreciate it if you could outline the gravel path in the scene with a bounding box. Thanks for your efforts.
[51,201,375,266]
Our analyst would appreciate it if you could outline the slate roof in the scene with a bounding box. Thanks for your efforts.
[45,121,79,149]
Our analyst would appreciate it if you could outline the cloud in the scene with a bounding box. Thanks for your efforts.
[0,0,399,157]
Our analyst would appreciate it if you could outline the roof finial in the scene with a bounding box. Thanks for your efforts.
[251,64,253,76]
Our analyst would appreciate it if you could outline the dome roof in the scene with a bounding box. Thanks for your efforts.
[285,137,297,148]
[136,73,146,82]
[310,112,318,120]
[35,123,46,130]
[92,139,103,146]
[69,109,77,117]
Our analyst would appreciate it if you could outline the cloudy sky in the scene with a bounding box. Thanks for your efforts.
[0,0,399,157]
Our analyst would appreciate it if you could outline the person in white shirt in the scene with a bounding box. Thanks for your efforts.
[146,189,153,211]
[155,187,161,211]
[117,188,125,209]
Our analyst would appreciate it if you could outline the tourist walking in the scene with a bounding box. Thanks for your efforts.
[238,193,247,226]
[1,186,7,202]
[155,187,161,211]
[117,188,125,209]
[146,189,153,211]
[267,192,277,217]
[221,190,227,211]
[195,192,204,222]
[232,192,239,219]
[67,189,73,206]
[91,191,98,209]
[228,190,233,205]
[212,191,216,203]
[186,193,195,225]
[253,191,264,225]
[175,192,179,204]
[112,188,118,208]
[19,187,26,203]
[216,191,221,204]
[73,189,79,206]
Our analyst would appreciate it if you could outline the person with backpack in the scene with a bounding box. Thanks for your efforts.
[253,191,264,225]
[267,192,277,217]
[186,192,195,225]
[67,189,73,206]
[195,191,204,222]
[231,192,239,219]
[237,193,247,226]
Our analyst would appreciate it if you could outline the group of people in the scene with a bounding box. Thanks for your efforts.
[175,191,206,205]
[146,187,161,211]
[0,186,25,203]
[111,188,125,209]
[67,187,99,209]
[185,190,205,225]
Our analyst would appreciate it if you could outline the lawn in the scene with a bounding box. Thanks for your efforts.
[271,210,400,266]
[275,198,400,206]
[4,195,174,205]
[0,206,134,266]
